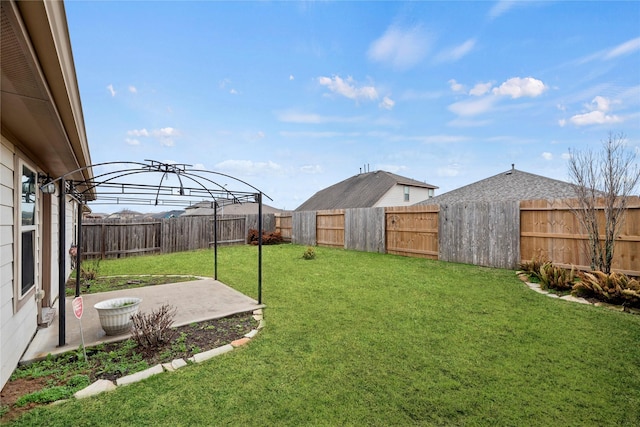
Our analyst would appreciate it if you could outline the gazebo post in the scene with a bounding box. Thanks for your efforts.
[75,200,83,297]
[57,178,66,347]
[213,200,218,280]
[258,192,263,304]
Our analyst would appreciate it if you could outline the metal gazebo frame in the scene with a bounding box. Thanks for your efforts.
[43,160,272,347]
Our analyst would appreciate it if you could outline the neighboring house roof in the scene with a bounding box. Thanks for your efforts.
[296,170,438,211]
[182,201,286,216]
[415,166,577,205]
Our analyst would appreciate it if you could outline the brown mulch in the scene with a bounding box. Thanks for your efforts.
[0,312,257,423]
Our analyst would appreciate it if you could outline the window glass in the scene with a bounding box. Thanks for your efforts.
[21,166,36,226]
[404,186,410,202]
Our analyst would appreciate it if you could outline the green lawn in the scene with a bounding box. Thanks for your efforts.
[12,245,640,426]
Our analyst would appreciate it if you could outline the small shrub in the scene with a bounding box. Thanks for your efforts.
[131,304,177,352]
[572,271,640,308]
[518,256,549,282]
[247,228,283,245]
[302,247,316,260]
[80,259,101,281]
[538,262,576,291]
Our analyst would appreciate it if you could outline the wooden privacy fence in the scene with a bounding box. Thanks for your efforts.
[277,198,639,275]
[520,197,640,276]
[82,214,275,259]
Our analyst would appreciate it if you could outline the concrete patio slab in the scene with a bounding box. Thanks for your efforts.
[21,278,264,363]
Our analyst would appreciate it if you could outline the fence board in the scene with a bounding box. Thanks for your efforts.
[439,201,519,269]
[82,214,274,259]
[276,214,292,242]
[292,211,316,246]
[345,207,386,253]
[520,197,640,275]
[386,205,439,259]
[316,209,345,248]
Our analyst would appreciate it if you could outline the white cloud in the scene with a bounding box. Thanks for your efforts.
[558,119,567,127]
[107,84,116,97]
[317,75,378,101]
[542,152,553,160]
[447,118,492,127]
[590,95,612,112]
[127,127,180,146]
[561,153,571,160]
[379,96,395,110]
[215,159,283,176]
[448,96,497,117]
[492,77,547,98]
[276,110,363,124]
[469,82,492,96]
[300,164,323,174]
[436,39,476,63]
[127,128,150,137]
[488,1,518,19]
[448,79,465,93]
[367,24,431,70]
[421,135,469,144]
[289,75,295,81]
[604,37,640,60]
[156,127,178,137]
[569,110,622,126]
[567,96,623,126]
[128,85,137,94]
[125,138,140,146]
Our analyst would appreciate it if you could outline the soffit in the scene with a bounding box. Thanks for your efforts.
[1,1,92,188]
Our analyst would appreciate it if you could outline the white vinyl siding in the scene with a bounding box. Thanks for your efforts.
[375,185,435,207]
[0,137,38,390]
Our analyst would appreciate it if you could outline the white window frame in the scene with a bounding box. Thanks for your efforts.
[18,160,38,300]
[404,186,410,202]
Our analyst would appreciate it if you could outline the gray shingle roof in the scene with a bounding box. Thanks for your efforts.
[182,202,285,216]
[296,170,438,211]
[415,168,576,205]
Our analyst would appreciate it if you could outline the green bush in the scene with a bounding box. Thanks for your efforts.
[302,247,316,260]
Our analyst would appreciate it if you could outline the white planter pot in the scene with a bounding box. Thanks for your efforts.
[94,297,142,336]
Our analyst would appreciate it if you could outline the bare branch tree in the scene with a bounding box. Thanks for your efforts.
[568,132,640,273]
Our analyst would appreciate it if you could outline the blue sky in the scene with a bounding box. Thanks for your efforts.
[65,1,640,212]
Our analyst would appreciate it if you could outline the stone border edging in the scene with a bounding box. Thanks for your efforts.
[518,274,640,315]
[70,308,264,401]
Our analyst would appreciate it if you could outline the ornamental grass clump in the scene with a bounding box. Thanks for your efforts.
[518,256,549,282]
[572,271,640,308]
[538,262,576,291]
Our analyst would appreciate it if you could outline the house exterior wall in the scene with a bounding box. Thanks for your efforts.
[0,134,77,390]
[1,135,39,389]
[374,185,434,207]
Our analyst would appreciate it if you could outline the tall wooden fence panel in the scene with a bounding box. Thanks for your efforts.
[276,214,292,242]
[439,201,520,269]
[292,211,316,246]
[386,205,439,259]
[82,214,274,259]
[345,208,386,253]
[82,219,161,259]
[520,197,640,275]
[316,209,345,248]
